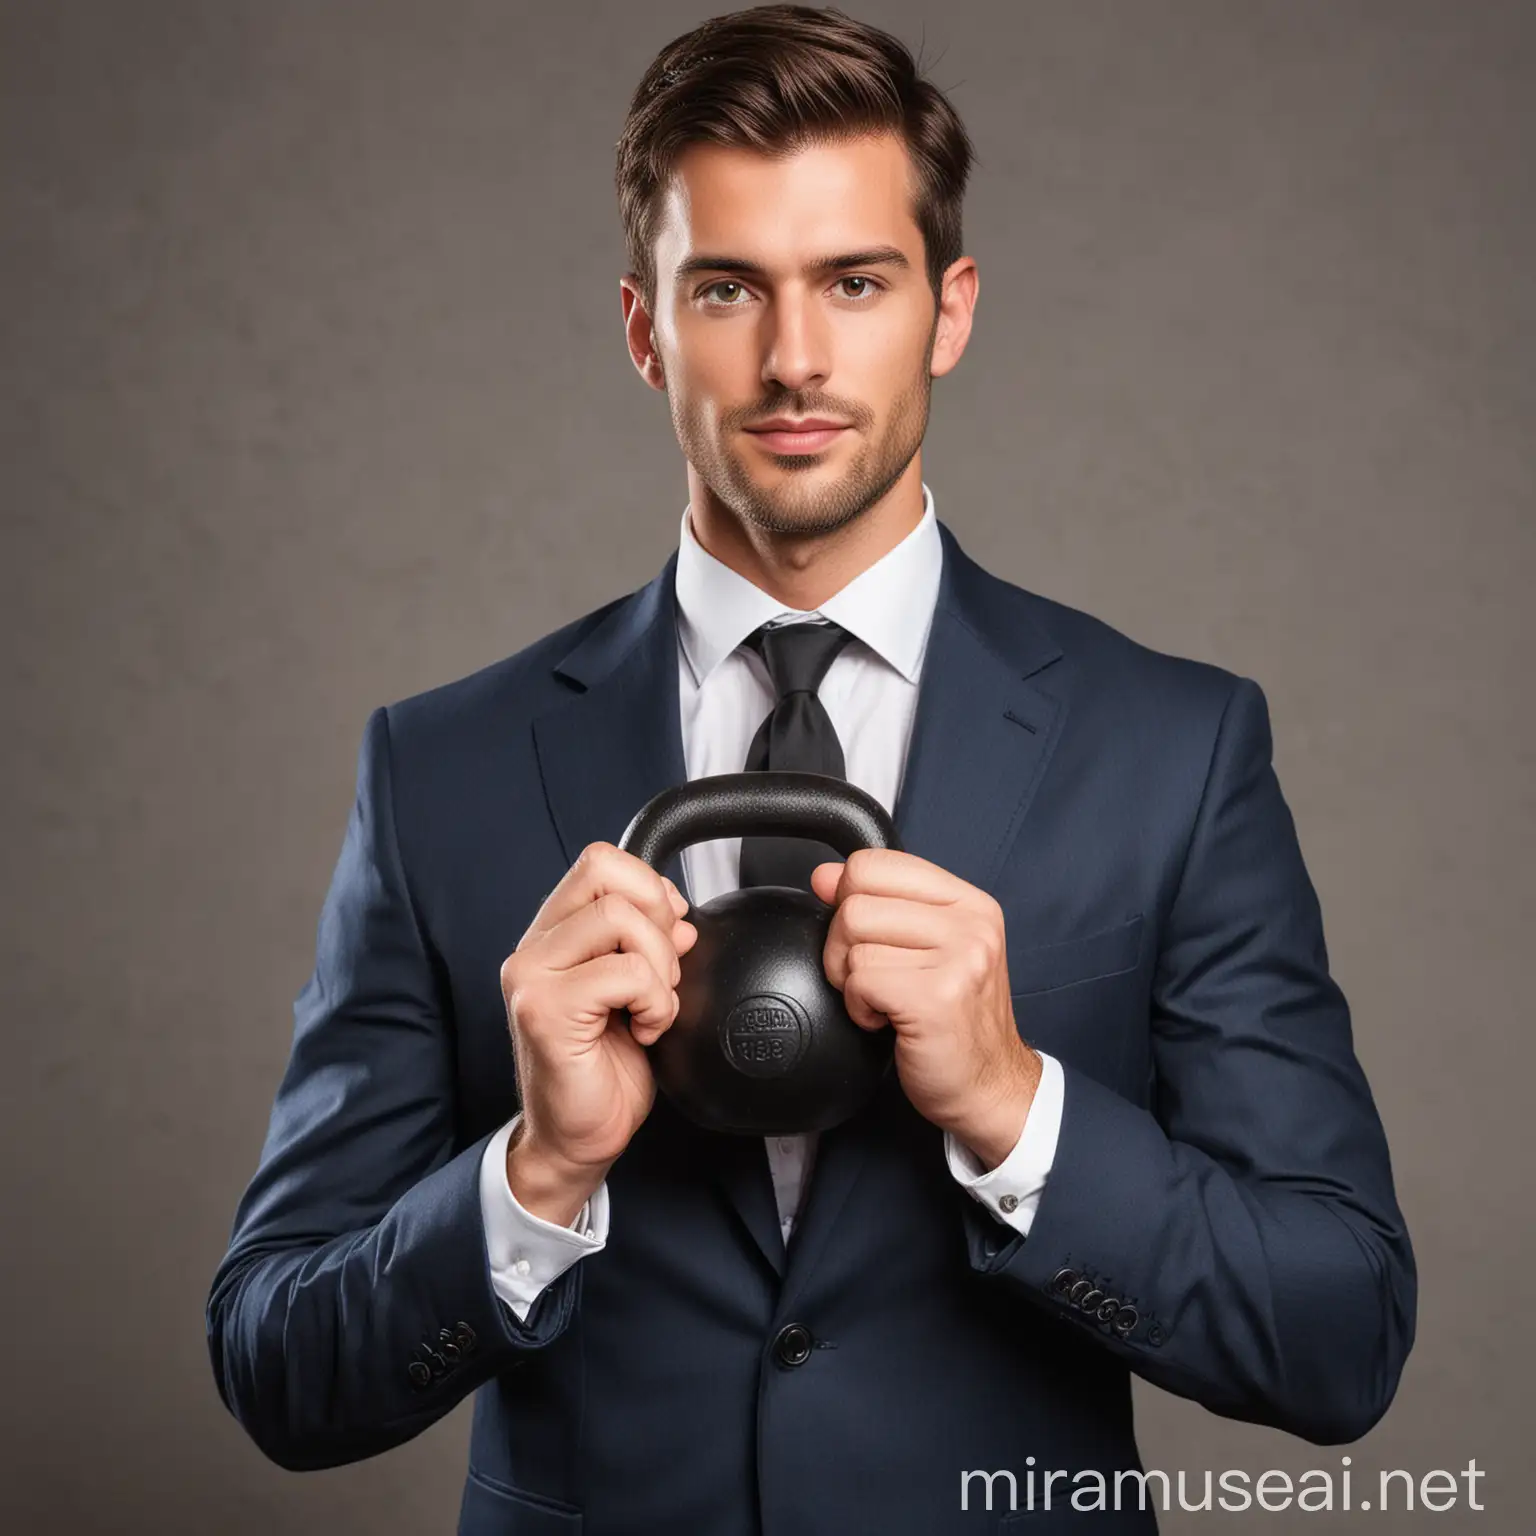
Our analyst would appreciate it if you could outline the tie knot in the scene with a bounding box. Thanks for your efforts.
[744,619,853,699]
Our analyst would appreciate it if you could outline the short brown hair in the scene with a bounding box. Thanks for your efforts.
[615,4,977,315]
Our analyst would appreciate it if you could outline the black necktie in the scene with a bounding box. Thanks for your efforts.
[736,618,856,891]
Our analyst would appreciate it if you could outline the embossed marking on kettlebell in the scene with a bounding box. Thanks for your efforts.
[721,993,810,1078]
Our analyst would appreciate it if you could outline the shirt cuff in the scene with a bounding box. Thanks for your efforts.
[478,1112,609,1323]
[943,1050,1064,1239]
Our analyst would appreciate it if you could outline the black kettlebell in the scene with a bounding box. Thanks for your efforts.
[616,770,901,1135]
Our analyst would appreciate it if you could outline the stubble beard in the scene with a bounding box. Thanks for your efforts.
[666,335,936,542]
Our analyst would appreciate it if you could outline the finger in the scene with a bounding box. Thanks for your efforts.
[809,861,844,904]
[834,847,972,904]
[524,843,687,946]
[825,938,934,990]
[833,892,948,951]
[539,891,683,999]
[838,966,900,1032]
[673,914,700,956]
[550,950,678,1032]
[823,892,945,983]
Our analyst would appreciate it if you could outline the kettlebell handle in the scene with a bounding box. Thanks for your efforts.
[618,771,902,871]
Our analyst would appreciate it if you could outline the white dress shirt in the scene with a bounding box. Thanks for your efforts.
[479,484,1065,1322]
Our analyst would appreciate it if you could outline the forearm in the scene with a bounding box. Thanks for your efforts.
[946,1041,1043,1171]
[960,1063,1416,1444]
[483,1113,609,1323]
[506,1114,614,1226]
[206,1131,579,1471]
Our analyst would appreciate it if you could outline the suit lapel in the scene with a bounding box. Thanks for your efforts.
[530,519,1070,1289]
[532,553,790,1275]
[532,552,691,892]
[773,520,1069,1307]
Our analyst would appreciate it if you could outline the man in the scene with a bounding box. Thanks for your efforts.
[207,7,1415,1532]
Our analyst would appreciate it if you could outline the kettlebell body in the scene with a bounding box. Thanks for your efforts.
[616,771,901,1135]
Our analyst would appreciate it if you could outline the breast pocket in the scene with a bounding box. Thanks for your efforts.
[1006,913,1145,997]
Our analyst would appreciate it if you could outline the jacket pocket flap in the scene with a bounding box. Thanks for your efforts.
[460,1468,582,1534]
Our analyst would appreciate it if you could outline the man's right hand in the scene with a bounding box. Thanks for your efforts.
[498,842,698,1223]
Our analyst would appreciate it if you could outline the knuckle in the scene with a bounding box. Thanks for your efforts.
[499,953,520,993]
[577,841,617,878]
[504,979,539,1031]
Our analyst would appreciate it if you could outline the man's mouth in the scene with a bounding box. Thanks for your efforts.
[744,425,850,453]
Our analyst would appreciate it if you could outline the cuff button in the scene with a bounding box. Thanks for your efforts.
[998,1192,1020,1214]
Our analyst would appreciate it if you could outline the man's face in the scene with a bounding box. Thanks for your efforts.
[624,132,971,540]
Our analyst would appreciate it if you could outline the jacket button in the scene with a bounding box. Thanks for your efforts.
[407,1360,433,1392]
[773,1323,814,1368]
[1112,1306,1139,1336]
[1050,1267,1079,1296]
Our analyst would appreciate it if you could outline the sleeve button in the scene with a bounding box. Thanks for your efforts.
[1050,1267,1079,1296]
[407,1360,433,1391]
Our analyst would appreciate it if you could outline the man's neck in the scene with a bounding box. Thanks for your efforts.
[686,471,924,611]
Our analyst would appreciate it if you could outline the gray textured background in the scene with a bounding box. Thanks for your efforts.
[2,1,1531,1531]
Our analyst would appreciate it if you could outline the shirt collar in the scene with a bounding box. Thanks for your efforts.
[674,482,943,688]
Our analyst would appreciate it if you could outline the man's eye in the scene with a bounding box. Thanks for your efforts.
[699,276,884,306]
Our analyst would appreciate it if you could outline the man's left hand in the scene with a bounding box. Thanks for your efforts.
[810,849,1041,1168]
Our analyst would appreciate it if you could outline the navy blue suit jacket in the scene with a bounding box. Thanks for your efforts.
[207,520,1415,1534]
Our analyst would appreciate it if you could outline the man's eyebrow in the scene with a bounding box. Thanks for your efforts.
[674,246,913,283]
